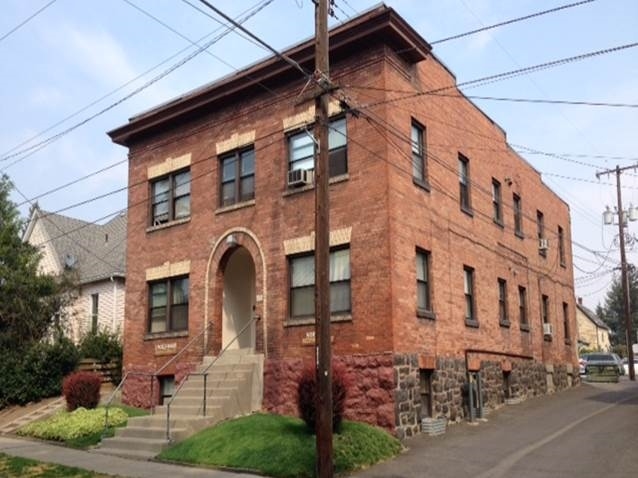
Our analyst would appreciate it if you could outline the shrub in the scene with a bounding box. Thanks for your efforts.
[63,372,101,411]
[78,329,123,385]
[297,362,350,432]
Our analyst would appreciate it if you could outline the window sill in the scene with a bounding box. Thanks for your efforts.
[520,324,530,333]
[543,334,553,342]
[539,252,547,259]
[515,231,524,240]
[493,219,504,229]
[417,309,436,320]
[413,178,431,192]
[564,338,572,346]
[499,319,511,328]
[282,173,349,198]
[461,206,474,217]
[465,318,479,328]
[146,217,190,233]
[560,262,566,268]
[144,330,189,341]
[283,313,352,327]
[215,199,255,215]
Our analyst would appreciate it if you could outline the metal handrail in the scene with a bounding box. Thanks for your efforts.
[101,321,214,438]
[165,315,259,441]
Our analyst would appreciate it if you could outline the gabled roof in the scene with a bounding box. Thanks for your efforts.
[577,303,611,332]
[23,205,126,284]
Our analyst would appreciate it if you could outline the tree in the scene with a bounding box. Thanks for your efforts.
[0,174,71,350]
[599,264,638,349]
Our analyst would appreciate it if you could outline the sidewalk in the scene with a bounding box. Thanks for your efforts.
[0,436,259,478]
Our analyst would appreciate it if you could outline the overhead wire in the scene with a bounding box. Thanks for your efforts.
[0,0,57,44]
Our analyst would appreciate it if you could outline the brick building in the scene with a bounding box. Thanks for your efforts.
[108,5,578,437]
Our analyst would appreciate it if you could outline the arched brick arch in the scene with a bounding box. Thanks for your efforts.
[204,228,268,357]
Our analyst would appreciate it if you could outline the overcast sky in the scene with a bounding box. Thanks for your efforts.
[1,0,637,308]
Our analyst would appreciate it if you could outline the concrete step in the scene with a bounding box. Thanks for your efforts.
[115,425,188,441]
[90,446,159,461]
[169,395,230,408]
[100,436,169,454]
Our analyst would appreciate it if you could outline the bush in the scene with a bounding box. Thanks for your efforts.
[297,362,350,433]
[18,407,128,442]
[78,329,123,385]
[63,372,101,411]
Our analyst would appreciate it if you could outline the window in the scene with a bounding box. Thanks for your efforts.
[416,250,432,315]
[419,369,433,418]
[90,293,99,333]
[151,169,191,226]
[492,179,503,225]
[537,210,546,257]
[498,278,508,325]
[289,248,351,319]
[288,117,347,179]
[148,276,189,333]
[459,154,471,212]
[563,302,570,342]
[411,121,426,183]
[541,294,550,324]
[558,226,566,266]
[159,376,175,405]
[513,194,523,237]
[463,266,476,325]
[518,286,528,328]
[220,148,255,207]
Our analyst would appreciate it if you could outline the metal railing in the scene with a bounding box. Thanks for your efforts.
[165,315,259,442]
[102,321,213,436]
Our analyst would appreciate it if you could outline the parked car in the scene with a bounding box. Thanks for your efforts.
[585,353,623,377]
[622,357,638,375]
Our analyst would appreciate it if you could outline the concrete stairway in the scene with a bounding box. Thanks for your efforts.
[94,349,263,460]
[0,397,65,435]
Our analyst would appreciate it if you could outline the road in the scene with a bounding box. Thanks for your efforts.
[353,379,638,478]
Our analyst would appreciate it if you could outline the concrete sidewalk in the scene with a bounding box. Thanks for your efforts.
[0,436,259,478]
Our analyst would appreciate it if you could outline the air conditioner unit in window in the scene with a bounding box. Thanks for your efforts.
[287,169,314,187]
[543,322,553,336]
[539,238,549,251]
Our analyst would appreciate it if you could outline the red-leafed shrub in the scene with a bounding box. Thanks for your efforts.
[297,362,350,433]
[62,371,101,411]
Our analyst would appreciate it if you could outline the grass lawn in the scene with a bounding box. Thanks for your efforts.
[159,413,402,478]
[0,452,119,477]
[17,405,148,449]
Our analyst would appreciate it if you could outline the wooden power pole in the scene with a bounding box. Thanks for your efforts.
[596,165,636,381]
[314,0,333,476]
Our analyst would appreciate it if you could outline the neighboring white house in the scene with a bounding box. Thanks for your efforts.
[23,205,126,343]
[576,297,612,352]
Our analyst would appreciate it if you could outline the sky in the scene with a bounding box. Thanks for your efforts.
[1,0,637,309]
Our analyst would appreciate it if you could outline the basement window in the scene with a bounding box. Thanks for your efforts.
[159,375,175,405]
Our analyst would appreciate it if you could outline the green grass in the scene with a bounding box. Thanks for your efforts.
[0,452,118,477]
[159,413,402,477]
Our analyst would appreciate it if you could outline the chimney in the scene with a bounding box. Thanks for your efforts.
[577,297,583,306]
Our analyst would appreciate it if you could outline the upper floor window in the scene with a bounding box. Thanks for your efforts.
[537,210,546,257]
[289,248,351,319]
[288,117,347,181]
[416,249,432,315]
[90,293,99,333]
[220,148,255,207]
[558,226,566,267]
[513,194,523,237]
[562,302,570,342]
[459,154,472,213]
[498,278,508,325]
[149,276,189,333]
[518,286,528,328]
[492,179,503,225]
[151,169,191,226]
[411,121,426,184]
[464,265,476,325]
[541,294,550,324]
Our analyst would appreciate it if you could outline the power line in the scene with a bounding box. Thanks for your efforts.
[431,0,596,45]
[0,0,57,44]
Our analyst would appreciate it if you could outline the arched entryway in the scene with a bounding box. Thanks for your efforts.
[222,246,256,350]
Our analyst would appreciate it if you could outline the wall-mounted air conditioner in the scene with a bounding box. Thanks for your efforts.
[543,322,553,336]
[539,238,549,251]
[287,169,314,187]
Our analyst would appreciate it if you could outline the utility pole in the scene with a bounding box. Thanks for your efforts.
[597,165,635,381]
[314,0,333,476]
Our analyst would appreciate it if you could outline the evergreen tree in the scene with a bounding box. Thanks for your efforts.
[0,175,69,350]
[600,264,638,347]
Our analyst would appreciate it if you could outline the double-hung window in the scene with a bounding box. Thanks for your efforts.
[518,286,528,328]
[498,278,508,325]
[541,294,550,324]
[220,148,255,207]
[464,266,476,325]
[492,179,503,225]
[562,302,570,342]
[416,250,432,316]
[151,169,191,226]
[537,210,546,257]
[459,154,471,213]
[411,121,426,184]
[288,117,347,179]
[513,194,523,237]
[149,276,189,333]
[289,248,351,319]
[558,226,566,266]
